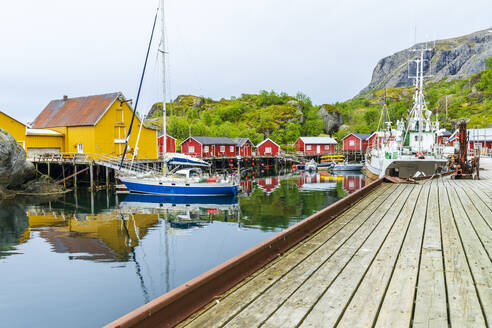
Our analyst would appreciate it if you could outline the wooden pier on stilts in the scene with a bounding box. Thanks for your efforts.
[107,158,492,328]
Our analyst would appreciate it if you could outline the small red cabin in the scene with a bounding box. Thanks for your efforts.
[256,138,280,156]
[180,136,254,158]
[294,137,337,155]
[342,133,371,151]
[436,130,452,146]
[366,132,385,149]
[448,128,492,150]
[158,135,176,157]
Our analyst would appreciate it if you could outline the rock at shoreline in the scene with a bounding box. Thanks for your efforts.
[0,129,35,188]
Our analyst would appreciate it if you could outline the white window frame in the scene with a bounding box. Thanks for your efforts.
[265,147,272,154]
[77,144,83,153]
[349,140,355,146]
[325,145,329,150]
[189,145,195,153]
[230,145,234,152]
[220,145,225,153]
[306,145,312,150]
[204,145,209,153]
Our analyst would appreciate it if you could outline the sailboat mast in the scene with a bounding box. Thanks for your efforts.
[161,0,167,157]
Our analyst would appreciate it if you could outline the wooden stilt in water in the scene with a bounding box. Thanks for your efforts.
[74,164,77,189]
[89,163,94,191]
[106,166,110,188]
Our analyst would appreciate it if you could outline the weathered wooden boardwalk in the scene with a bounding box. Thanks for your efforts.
[179,159,492,328]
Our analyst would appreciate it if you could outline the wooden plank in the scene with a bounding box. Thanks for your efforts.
[374,183,430,328]
[452,185,492,257]
[439,184,487,327]
[296,185,416,328]
[465,188,492,226]
[447,185,492,327]
[412,184,448,328]
[224,185,409,328]
[182,184,394,328]
[336,185,422,327]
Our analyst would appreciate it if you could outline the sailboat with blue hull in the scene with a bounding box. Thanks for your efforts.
[117,1,238,196]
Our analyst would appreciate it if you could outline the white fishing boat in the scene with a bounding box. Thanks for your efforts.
[117,1,238,196]
[365,47,448,179]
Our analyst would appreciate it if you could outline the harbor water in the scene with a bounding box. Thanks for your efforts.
[0,172,366,327]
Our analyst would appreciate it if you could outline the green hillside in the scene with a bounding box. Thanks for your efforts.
[147,57,492,150]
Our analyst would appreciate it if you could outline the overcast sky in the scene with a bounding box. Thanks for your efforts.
[0,0,490,123]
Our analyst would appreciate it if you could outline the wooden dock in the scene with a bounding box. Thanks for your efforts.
[178,160,492,328]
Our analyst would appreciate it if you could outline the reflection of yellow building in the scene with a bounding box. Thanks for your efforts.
[31,92,158,159]
[26,210,159,260]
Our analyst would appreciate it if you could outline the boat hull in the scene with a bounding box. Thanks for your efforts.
[332,164,363,171]
[120,177,238,196]
[365,157,448,179]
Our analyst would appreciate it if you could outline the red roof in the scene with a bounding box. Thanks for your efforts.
[32,92,121,128]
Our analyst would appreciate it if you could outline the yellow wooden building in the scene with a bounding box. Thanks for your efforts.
[31,92,158,159]
[0,110,65,155]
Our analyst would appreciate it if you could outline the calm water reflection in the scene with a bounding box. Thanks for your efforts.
[0,173,365,327]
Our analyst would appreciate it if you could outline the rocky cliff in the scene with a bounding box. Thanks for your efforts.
[360,28,492,94]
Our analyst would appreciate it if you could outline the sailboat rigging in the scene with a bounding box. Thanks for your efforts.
[117,0,239,196]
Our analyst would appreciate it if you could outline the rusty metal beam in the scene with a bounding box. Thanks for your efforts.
[105,177,385,328]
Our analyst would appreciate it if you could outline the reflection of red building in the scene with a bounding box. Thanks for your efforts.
[240,180,253,194]
[158,135,176,157]
[343,175,366,193]
[295,174,319,188]
[257,176,280,194]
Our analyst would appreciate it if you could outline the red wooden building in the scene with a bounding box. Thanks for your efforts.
[436,130,452,146]
[157,135,176,157]
[180,136,254,158]
[294,137,337,155]
[448,128,492,150]
[342,133,371,151]
[256,138,280,156]
[366,132,386,149]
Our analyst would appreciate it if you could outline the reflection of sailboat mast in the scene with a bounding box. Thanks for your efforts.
[164,215,170,292]
[120,214,150,303]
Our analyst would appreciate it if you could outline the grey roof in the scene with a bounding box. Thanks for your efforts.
[351,133,372,140]
[231,138,252,147]
[189,136,252,146]
[298,136,337,144]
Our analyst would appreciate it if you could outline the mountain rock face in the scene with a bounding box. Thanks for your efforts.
[318,105,342,135]
[360,28,492,94]
[0,129,35,189]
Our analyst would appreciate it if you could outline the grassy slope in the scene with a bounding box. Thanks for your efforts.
[147,58,492,150]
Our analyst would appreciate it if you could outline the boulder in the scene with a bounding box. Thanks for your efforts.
[0,129,35,188]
